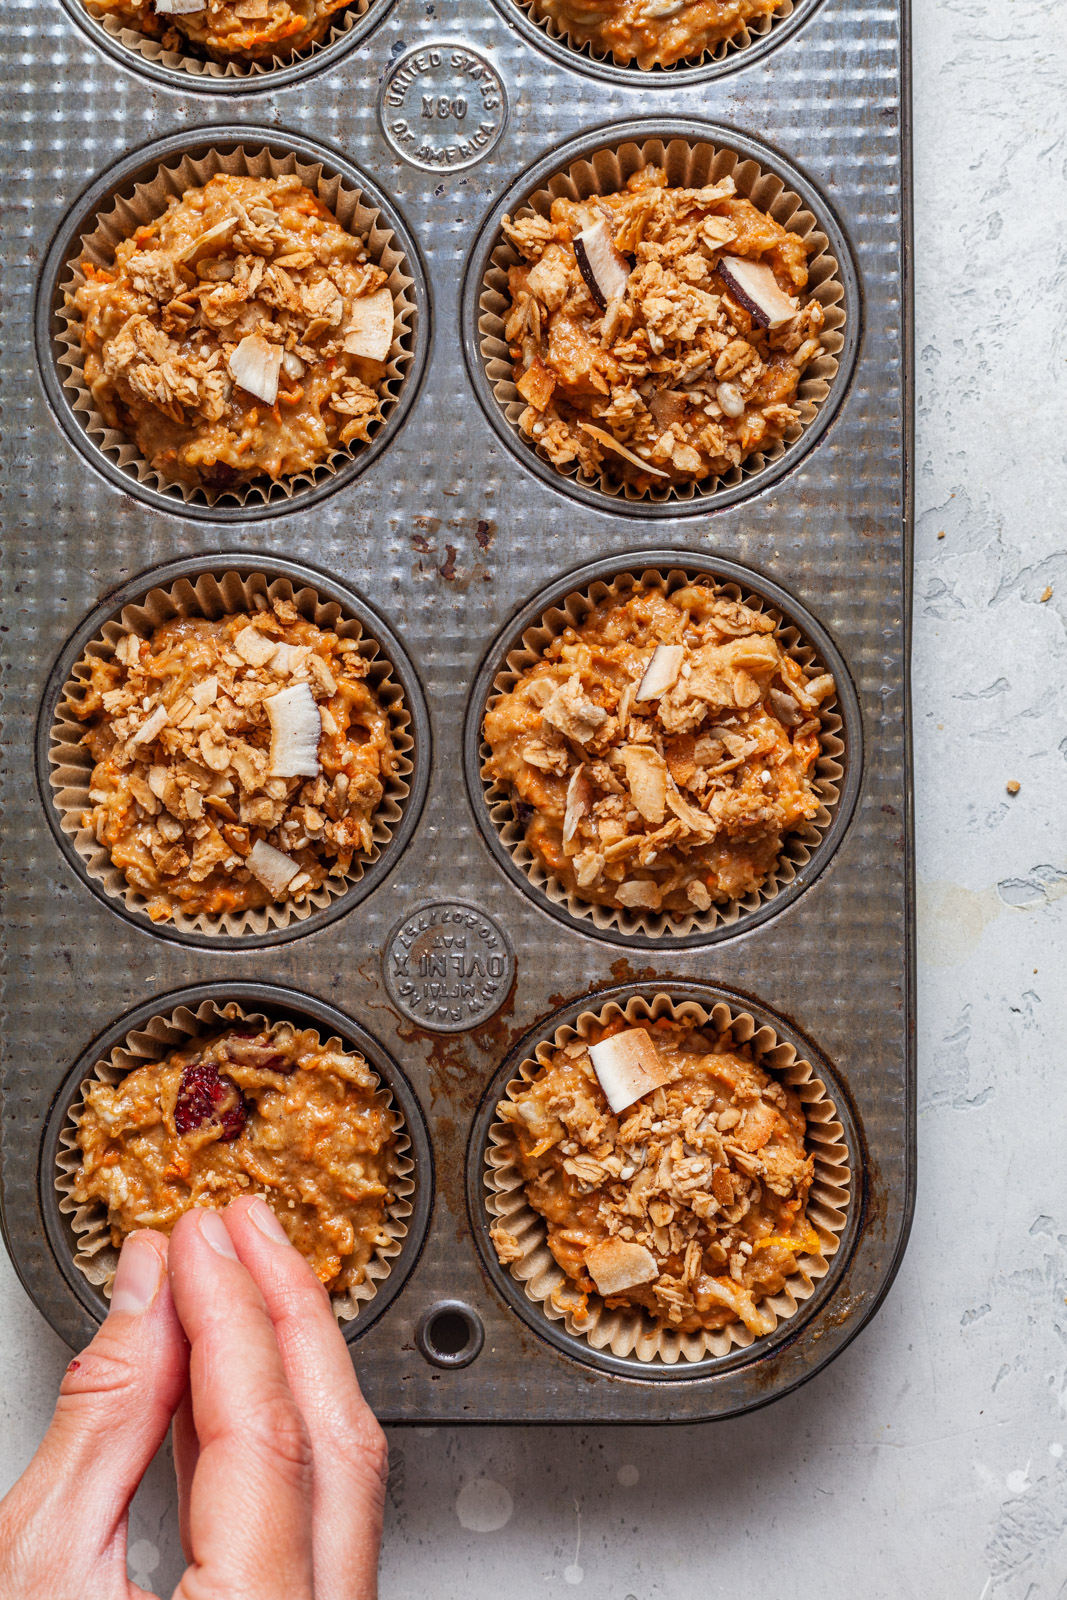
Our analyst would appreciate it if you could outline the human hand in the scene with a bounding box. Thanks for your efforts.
[0,1197,388,1600]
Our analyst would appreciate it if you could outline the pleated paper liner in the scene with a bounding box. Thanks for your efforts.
[55,998,414,1325]
[54,142,417,510]
[485,992,852,1365]
[477,133,845,505]
[79,0,376,80]
[48,568,414,939]
[478,565,845,940]
[515,0,796,74]
[79,0,375,81]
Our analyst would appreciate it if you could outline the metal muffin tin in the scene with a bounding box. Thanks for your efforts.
[0,0,912,1422]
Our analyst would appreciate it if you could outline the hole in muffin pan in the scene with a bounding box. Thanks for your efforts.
[462,549,863,950]
[55,0,399,94]
[35,127,431,522]
[38,983,434,1343]
[460,117,860,519]
[35,554,432,949]
[488,0,825,87]
[416,1301,485,1368]
[465,981,864,1380]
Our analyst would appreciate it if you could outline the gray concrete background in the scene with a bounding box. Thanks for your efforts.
[3,0,1066,1593]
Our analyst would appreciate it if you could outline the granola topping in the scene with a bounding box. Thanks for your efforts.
[82,0,354,65]
[72,1025,401,1295]
[69,597,398,923]
[528,0,786,69]
[500,162,825,493]
[491,1016,817,1336]
[73,174,393,492]
[482,580,834,918]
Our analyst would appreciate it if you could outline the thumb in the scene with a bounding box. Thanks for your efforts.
[35,1230,189,1534]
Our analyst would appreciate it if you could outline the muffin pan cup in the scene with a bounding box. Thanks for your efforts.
[37,128,430,520]
[464,551,860,947]
[59,0,400,92]
[39,984,434,1345]
[40,554,430,945]
[54,993,419,1329]
[478,987,855,1373]
[2,0,913,1422]
[461,118,858,517]
[490,0,823,84]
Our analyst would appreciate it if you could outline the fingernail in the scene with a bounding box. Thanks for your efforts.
[248,1197,291,1245]
[198,1208,238,1260]
[111,1232,164,1315]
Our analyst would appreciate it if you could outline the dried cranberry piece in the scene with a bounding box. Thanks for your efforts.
[514,800,535,828]
[175,1059,247,1140]
[200,461,239,491]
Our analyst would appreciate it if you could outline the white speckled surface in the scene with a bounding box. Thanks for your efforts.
[3,0,1066,1592]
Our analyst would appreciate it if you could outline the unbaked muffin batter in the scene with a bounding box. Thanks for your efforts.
[72,1024,401,1295]
[74,174,394,492]
[528,0,786,70]
[482,580,834,918]
[70,595,399,923]
[501,162,825,492]
[491,1016,817,1336]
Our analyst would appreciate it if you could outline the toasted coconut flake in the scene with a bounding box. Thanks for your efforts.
[573,218,631,311]
[716,257,799,330]
[636,644,684,702]
[233,625,278,668]
[619,746,667,825]
[265,684,321,778]
[154,0,206,12]
[584,1238,659,1297]
[615,879,661,909]
[342,288,395,362]
[579,424,669,479]
[228,334,282,407]
[127,704,168,748]
[588,1028,670,1115]
[563,764,594,844]
[247,839,300,899]
[176,216,237,265]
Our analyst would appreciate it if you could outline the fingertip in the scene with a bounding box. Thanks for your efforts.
[110,1228,169,1317]
[228,1193,294,1246]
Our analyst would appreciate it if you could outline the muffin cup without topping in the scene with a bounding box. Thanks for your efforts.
[53,139,418,511]
[477,564,846,941]
[513,0,799,76]
[48,567,414,939]
[75,0,386,84]
[475,131,847,507]
[484,991,851,1365]
[55,997,414,1325]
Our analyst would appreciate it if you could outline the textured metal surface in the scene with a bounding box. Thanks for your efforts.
[0,0,911,1422]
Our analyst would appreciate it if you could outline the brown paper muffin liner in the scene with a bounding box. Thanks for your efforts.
[478,565,845,939]
[477,135,845,504]
[48,568,414,938]
[81,0,374,81]
[55,143,417,509]
[485,992,851,1364]
[80,0,371,80]
[516,0,796,74]
[55,998,414,1324]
